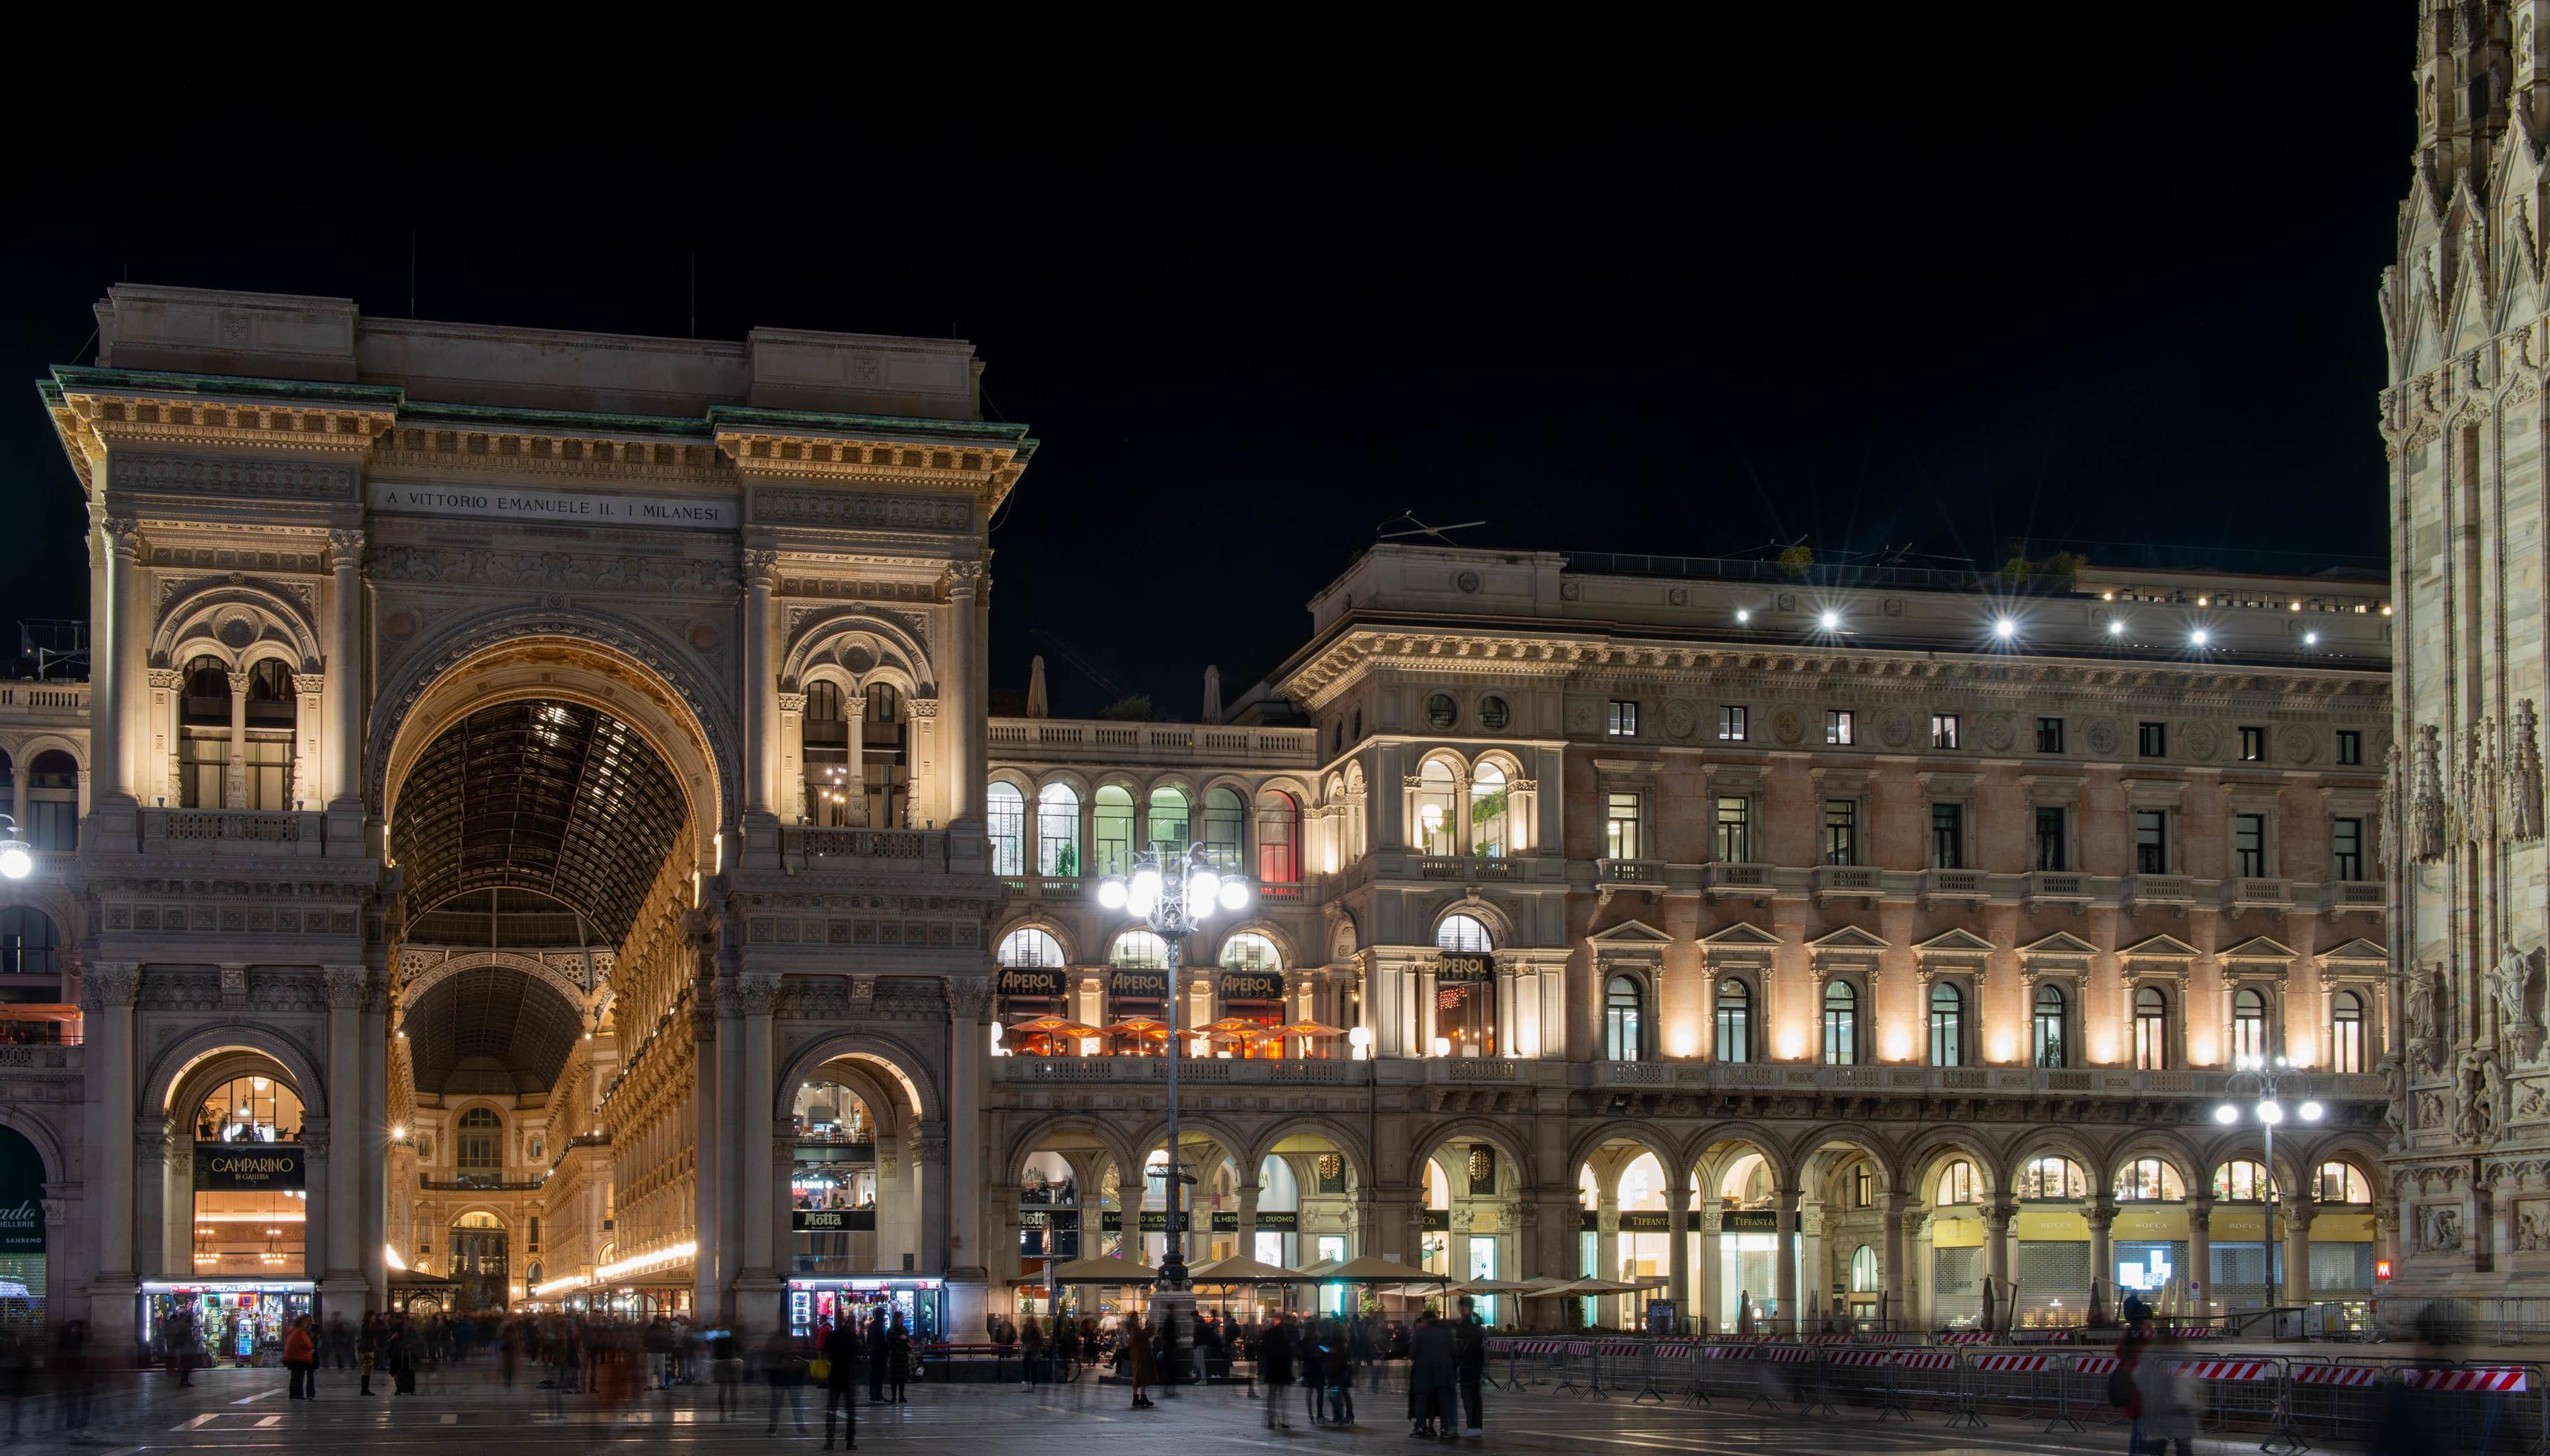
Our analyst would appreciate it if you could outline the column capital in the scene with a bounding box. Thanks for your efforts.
[84,962,140,1009]
[737,972,782,1017]
[1980,1197,2018,1229]
[940,560,987,597]
[226,669,252,695]
[323,964,370,1010]
[97,513,140,545]
[326,528,365,568]
[743,549,781,587]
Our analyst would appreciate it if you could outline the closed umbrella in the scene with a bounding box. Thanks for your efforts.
[1736,1290,1755,1335]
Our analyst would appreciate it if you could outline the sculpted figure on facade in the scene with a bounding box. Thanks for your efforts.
[2381,1056,2408,1148]
[2417,1204,2464,1255]
[2514,699,2546,843]
[2380,740,2402,875]
[2414,724,2448,862]
[2407,963,2447,1073]
[2495,943,2541,1055]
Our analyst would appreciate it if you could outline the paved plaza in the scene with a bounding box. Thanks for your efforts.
[0,1356,2427,1456]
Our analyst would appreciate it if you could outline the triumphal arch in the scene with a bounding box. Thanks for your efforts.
[40,285,1028,1346]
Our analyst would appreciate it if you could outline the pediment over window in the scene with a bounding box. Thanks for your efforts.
[2119,933,2200,961]
[2219,935,2299,963]
[1699,921,1782,949]
[2318,937,2388,965]
[1589,919,1674,946]
[1809,925,1890,952]
[2019,930,2098,960]
[1914,926,1995,956]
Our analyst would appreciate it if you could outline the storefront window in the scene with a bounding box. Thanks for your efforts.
[191,1074,307,1279]
[1217,932,1285,1056]
[1433,917,1496,1058]
[1415,761,1459,857]
[1254,791,1300,883]
[1037,783,1081,877]
[1093,786,1135,877]
[1469,763,1508,858]
[2015,1156,2085,1201]
[2213,1159,2273,1202]
[195,1076,303,1144]
[1146,787,1190,857]
[987,781,1025,876]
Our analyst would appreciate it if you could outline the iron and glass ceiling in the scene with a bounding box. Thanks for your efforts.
[406,964,585,1096]
[393,699,687,949]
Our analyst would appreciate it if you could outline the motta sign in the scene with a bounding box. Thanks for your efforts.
[1437,955,1493,984]
[794,1209,877,1232]
[367,482,738,529]
[194,1145,305,1192]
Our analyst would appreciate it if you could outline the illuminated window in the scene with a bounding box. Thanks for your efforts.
[1110,930,1171,969]
[2315,1161,2371,1204]
[1604,977,1642,1062]
[1825,709,1855,745]
[2016,1156,2086,1201]
[1849,1244,1877,1292]
[1931,713,1960,750]
[1093,786,1135,877]
[1415,760,1461,857]
[1605,793,1644,861]
[1256,790,1301,882]
[1927,981,1963,1067]
[2233,987,2270,1062]
[1036,783,1081,877]
[986,781,1025,876]
[1717,706,1748,741]
[1147,786,1190,857]
[1435,915,1495,954]
[2033,981,2069,1067]
[1821,981,1858,1066]
[2114,1157,2186,1202]
[997,927,1066,969]
[1467,765,1508,859]
[2135,986,2170,1070]
[1713,796,1751,863]
[2331,990,2365,1074]
[2213,1160,2273,1202]
[1936,1160,1978,1206]
[1714,980,1751,1063]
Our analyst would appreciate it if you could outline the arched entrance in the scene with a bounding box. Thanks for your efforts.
[378,626,724,1318]
[155,1050,316,1366]
[782,1054,941,1341]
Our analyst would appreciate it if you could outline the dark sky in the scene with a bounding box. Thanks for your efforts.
[0,20,2410,718]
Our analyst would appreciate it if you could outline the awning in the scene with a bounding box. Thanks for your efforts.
[1187,1255,1302,1283]
[1314,1255,1444,1283]
[1046,1255,1160,1284]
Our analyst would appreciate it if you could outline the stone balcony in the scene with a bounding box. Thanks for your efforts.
[779,824,986,876]
[137,807,331,857]
[988,718,1318,767]
[0,682,88,724]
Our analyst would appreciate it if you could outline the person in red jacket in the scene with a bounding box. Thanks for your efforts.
[283,1316,318,1401]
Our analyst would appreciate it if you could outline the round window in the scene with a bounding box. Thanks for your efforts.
[1479,695,1511,732]
[1424,694,1459,730]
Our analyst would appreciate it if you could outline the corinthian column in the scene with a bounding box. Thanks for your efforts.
[325,530,364,811]
[86,962,142,1347]
[323,967,367,1289]
[94,516,140,810]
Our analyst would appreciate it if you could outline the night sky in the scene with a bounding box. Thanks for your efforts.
[0,21,2410,718]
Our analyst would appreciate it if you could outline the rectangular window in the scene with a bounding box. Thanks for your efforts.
[1931,713,1960,750]
[2332,817,2364,881]
[1826,709,1855,745]
[1604,792,1643,861]
[2135,810,2168,874]
[2336,730,2362,766]
[2139,721,2167,758]
[2037,717,2065,754]
[1606,701,1638,738]
[1717,705,1748,741]
[2233,813,2268,878]
[2035,806,2066,871]
[2239,726,2266,762]
[1930,802,1965,869]
[1714,796,1751,863]
[1823,799,1858,866]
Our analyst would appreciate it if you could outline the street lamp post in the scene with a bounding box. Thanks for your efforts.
[2212,1054,2323,1318]
[1097,843,1251,1380]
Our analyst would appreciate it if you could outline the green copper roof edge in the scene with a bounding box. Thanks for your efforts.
[49,365,408,406]
[394,400,714,438]
[701,406,1034,447]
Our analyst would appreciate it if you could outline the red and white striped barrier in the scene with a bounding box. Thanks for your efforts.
[2289,1365,2381,1388]
[2403,1368,2529,1393]
[1827,1350,1895,1368]
[1699,1344,1753,1360]
[2179,1326,2224,1340]
[2169,1359,2274,1382]
[1758,1345,1817,1364]
[1594,1339,1641,1356]
[1652,1341,1694,1359]
[1938,1330,1992,1345]
[1802,1333,1849,1345]
[1851,1332,1910,1345]
[1973,1353,2053,1374]
[2070,1356,2120,1376]
[1898,1351,1959,1371]
[1497,1339,1566,1355]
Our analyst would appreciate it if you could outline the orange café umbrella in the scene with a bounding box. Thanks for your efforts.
[1275,1022,1346,1039]
[1098,1019,1171,1037]
[1008,1016,1097,1038]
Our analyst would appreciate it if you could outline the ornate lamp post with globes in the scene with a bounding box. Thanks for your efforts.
[2211,1054,2323,1317]
[1095,843,1250,1377]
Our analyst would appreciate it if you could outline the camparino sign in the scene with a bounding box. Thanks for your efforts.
[194,1145,305,1192]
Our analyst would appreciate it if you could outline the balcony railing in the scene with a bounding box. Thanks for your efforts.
[1811,864,1881,897]
[2334,880,2384,907]
[1921,868,1989,900]
[140,807,328,855]
[2224,877,2290,911]
[987,718,1318,766]
[2128,874,2195,905]
[421,1175,545,1192]
[1701,862,1771,894]
[1585,1060,2386,1099]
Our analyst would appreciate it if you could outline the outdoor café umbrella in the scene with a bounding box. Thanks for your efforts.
[1274,1021,1347,1056]
[1049,1254,1161,1284]
[1448,1279,1530,1295]
[1320,1254,1447,1283]
[1098,1018,1171,1038]
[1188,1255,1302,1284]
[1519,1279,1596,1298]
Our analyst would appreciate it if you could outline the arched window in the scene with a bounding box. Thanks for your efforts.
[2032,981,2069,1067]
[1469,761,1509,858]
[1147,785,1190,857]
[1220,931,1282,973]
[2135,986,2170,1070]
[0,909,58,977]
[1849,1244,1878,1293]
[803,680,846,742]
[194,1073,304,1144]
[181,657,231,726]
[1415,759,1459,857]
[802,680,852,824]
[1037,783,1081,877]
[1435,914,1494,953]
[1936,1160,1978,1206]
[1094,785,1135,877]
[2315,1161,2372,1204]
[1111,930,1172,969]
[2114,1157,2187,1202]
[2331,989,2365,1074]
[1254,790,1300,884]
[986,781,1025,876]
[1927,981,1963,1067]
[1822,980,1858,1065]
[2213,1159,2273,1202]
[1604,975,1642,1062]
[998,927,1066,968]
[244,658,295,725]
[2016,1156,2086,1200]
[1199,787,1245,871]
[862,682,910,828]
[457,1108,502,1183]
[1715,979,1751,1063]
[526,1261,545,1288]
[24,753,74,851]
[2233,986,2270,1063]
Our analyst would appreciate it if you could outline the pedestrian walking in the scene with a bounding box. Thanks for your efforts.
[282,1316,317,1401]
[1453,1296,1488,1435]
[711,1325,743,1422]
[1409,1311,1456,1438]
[2132,1325,2197,1456]
[886,1319,912,1403]
[822,1317,861,1449]
[1259,1313,1297,1429]
[866,1310,889,1403]
[1126,1313,1158,1408]
[764,1325,809,1435]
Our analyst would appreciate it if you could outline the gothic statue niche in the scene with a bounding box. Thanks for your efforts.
[2514,700,2546,844]
[2495,943,2545,1060]
[2521,1203,2550,1255]
[2381,1057,2407,1148]
[2413,724,2447,863]
[2407,963,2448,1075]
[2379,741,2401,877]
[2454,1048,2506,1144]
[2417,1204,2464,1255]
